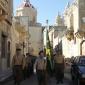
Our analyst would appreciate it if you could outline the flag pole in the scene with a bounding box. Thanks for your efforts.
[45,20,53,71]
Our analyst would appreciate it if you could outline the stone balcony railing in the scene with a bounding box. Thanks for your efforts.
[0,0,12,25]
[0,0,8,14]
[75,29,85,39]
[65,29,74,41]
[0,14,12,26]
[5,15,12,25]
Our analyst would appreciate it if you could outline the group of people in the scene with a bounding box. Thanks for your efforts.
[12,46,65,85]
[12,47,32,85]
[34,50,65,85]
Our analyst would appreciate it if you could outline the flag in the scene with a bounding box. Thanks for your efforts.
[46,30,51,58]
[46,30,53,75]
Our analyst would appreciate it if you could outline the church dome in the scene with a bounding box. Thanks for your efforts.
[16,0,37,24]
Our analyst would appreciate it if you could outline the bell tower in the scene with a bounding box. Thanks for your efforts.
[56,12,64,26]
[16,0,37,24]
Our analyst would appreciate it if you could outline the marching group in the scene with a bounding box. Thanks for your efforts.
[12,47,65,85]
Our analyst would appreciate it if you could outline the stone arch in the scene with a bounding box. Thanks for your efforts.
[80,40,85,55]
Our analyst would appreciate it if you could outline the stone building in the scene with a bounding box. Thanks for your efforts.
[43,14,66,54]
[63,0,85,57]
[0,0,13,71]
[15,0,43,56]
[49,26,66,52]
[11,16,29,58]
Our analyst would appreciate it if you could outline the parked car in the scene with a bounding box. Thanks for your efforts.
[71,56,85,85]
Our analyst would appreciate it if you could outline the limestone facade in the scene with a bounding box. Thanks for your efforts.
[29,25,43,56]
[11,16,29,58]
[63,0,85,57]
[0,0,13,70]
[15,0,43,56]
[43,25,66,55]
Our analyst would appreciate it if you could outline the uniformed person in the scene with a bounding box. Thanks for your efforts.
[34,50,47,85]
[26,53,32,77]
[54,51,65,84]
[23,54,26,80]
[12,46,25,85]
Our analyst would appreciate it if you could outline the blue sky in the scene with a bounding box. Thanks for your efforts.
[14,0,70,25]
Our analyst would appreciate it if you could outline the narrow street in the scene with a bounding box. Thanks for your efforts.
[3,66,71,85]
[1,0,85,85]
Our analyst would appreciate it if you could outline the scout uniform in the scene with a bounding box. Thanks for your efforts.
[25,53,32,77]
[34,51,47,85]
[12,47,25,85]
[54,53,65,84]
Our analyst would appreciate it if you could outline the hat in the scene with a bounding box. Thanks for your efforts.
[39,50,44,55]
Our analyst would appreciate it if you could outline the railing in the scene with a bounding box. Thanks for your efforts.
[65,29,74,41]
[0,0,8,14]
[75,29,85,39]
[5,15,12,25]
[0,0,9,21]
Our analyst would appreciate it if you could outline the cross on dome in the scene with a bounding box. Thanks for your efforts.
[22,0,31,7]
[18,0,35,8]
[24,0,30,3]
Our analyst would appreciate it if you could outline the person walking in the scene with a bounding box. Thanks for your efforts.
[23,54,26,80]
[12,46,25,85]
[25,53,32,78]
[54,51,65,84]
[34,50,47,85]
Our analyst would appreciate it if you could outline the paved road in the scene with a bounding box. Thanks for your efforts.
[2,65,71,85]
[3,73,71,85]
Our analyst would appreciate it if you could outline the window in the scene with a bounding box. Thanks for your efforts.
[54,30,58,38]
[7,41,10,67]
[1,34,7,58]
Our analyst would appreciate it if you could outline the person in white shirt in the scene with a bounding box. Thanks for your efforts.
[34,50,47,85]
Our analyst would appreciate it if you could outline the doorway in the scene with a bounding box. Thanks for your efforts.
[7,41,11,67]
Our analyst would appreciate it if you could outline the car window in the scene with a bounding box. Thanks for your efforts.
[79,57,85,65]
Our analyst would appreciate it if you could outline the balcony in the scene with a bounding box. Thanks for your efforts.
[5,15,12,25]
[0,1,12,25]
[75,29,85,39]
[15,22,28,38]
[0,0,8,14]
[0,8,7,20]
[16,25,27,35]
[65,29,74,41]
